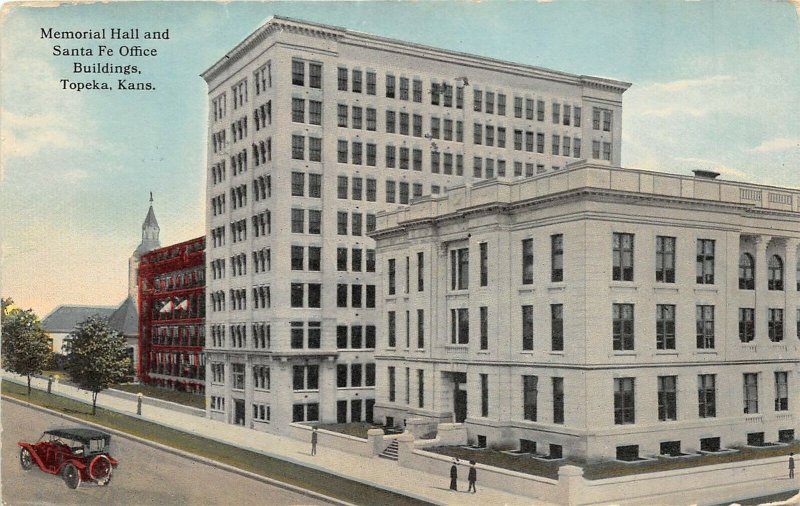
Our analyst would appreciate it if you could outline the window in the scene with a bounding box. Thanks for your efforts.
[337,211,347,235]
[309,63,322,89]
[768,308,784,342]
[450,248,469,290]
[293,365,319,391]
[337,175,348,199]
[743,373,759,414]
[291,209,304,233]
[656,305,676,350]
[291,135,304,160]
[696,239,715,284]
[480,242,488,286]
[412,79,422,102]
[337,67,348,91]
[308,210,321,234]
[309,174,322,197]
[739,308,755,342]
[291,172,305,197]
[417,309,425,349]
[352,107,363,130]
[292,60,304,86]
[610,303,637,352]
[385,74,395,98]
[551,304,564,351]
[522,239,534,285]
[292,98,305,123]
[480,374,489,417]
[614,378,635,424]
[479,306,488,350]
[450,308,469,344]
[698,374,716,418]
[657,376,677,421]
[417,252,424,292]
[553,377,564,424]
[388,258,396,295]
[656,236,676,283]
[308,247,321,271]
[351,69,362,93]
[253,365,270,390]
[366,71,376,95]
[232,363,245,390]
[522,305,534,351]
[775,372,789,411]
[696,305,715,349]
[309,137,321,162]
[551,234,563,282]
[739,253,755,289]
[613,233,634,281]
[523,376,538,421]
[768,255,784,290]
[291,246,304,270]
[417,369,425,408]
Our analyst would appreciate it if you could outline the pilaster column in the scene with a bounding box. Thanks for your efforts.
[784,238,799,342]
[754,236,771,343]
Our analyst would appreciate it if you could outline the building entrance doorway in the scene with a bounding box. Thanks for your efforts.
[451,372,467,423]
[234,399,245,426]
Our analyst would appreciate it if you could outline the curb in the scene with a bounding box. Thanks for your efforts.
[2,395,353,506]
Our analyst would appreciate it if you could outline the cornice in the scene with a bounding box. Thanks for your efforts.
[201,15,631,93]
[375,186,799,238]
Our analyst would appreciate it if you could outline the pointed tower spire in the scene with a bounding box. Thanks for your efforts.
[138,193,160,253]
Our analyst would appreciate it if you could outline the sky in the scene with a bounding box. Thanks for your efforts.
[1,0,799,318]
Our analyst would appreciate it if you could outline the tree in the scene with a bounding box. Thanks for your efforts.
[63,316,131,415]
[1,306,53,395]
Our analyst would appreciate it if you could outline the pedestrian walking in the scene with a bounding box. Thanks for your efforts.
[449,459,459,491]
[311,427,318,456]
[790,453,795,479]
[468,460,477,493]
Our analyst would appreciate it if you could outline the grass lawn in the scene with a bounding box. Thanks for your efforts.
[316,422,380,440]
[111,383,205,409]
[428,440,800,481]
[2,380,429,506]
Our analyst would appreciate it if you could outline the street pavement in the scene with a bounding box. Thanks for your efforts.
[1,398,331,506]
[3,373,546,506]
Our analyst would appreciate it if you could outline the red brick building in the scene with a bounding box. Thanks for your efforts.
[138,237,206,394]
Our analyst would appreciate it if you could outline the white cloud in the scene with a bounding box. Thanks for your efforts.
[752,137,800,153]
[651,75,733,92]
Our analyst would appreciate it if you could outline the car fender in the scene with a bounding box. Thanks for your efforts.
[17,442,47,471]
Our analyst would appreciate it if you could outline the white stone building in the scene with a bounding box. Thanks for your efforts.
[371,162,799,461]
[200,15,628,432]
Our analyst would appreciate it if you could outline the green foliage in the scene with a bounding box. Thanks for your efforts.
[0,306,52,394]
[63,315,131,414]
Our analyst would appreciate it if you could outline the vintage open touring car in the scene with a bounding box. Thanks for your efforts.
[18,428,118,489]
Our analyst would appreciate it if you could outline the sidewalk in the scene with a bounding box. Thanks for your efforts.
[4,373,550,506]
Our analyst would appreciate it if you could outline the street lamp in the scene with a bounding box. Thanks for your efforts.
[137,392,143,415]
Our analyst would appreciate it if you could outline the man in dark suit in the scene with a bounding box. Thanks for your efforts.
[468,460,477,493]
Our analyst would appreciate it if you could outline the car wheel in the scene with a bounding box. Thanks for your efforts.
[19,448,34,470]
[62,463,81,489]
[89,455,112,484]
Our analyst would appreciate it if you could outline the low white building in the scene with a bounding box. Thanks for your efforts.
[371,162,799,461]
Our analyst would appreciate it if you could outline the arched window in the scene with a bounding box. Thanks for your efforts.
[768,255,783,291]
[796,256,800,291]
[739,253,755,290]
